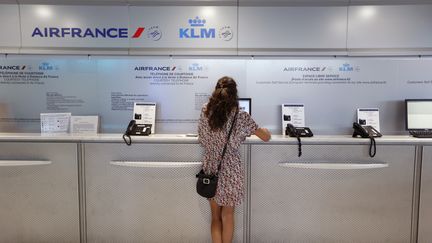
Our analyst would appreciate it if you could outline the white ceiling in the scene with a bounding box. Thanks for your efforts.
[1,0,432,5]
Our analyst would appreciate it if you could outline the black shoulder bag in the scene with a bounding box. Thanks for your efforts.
[196,112,238,198]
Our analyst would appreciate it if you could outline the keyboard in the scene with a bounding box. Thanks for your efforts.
[410,130,432,138]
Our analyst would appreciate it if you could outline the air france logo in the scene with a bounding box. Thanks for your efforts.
[180,17,215,39]
[0,65,27,70]
[31,27,145,39]
[132,27,145,38]
[283,67,324,72]
[134,66,177,71]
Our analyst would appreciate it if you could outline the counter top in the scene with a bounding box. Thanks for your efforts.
[0,133,431,145]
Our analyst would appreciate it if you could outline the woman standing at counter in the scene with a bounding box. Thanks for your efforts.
[198,76,271,243]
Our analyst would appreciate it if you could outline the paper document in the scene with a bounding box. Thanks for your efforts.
[71,116,99,134]
[40,113,71,134]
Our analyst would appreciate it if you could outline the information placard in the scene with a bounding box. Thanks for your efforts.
[281,104,305,135]
[357,108,380,131]
[133,102,156,134]
[71,116,99,134]
[40,113,71,134]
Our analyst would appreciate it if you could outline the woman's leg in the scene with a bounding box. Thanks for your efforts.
[209,199,222,243]
[221,206,235,243]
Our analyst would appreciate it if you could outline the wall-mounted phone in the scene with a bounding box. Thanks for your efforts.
[352,122,382,138]
[352,122,381,157]
[122,120,152,145]
[285,123,313,137]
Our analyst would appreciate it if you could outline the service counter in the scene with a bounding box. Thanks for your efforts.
[0,133,431,243]
[0,132,431,144]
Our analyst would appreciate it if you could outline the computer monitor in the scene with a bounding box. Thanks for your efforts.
[406,99,432,130]
[238,98,251,115]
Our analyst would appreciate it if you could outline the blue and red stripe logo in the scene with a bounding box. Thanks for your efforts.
[131,27,145,38]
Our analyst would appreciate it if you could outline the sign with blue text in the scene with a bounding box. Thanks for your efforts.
[21,5,130,49]
[129,6,237,52]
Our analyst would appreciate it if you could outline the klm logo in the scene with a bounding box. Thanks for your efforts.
[339,63,354,72]
[179,17,215,39]
[189,63,203,71]
[39,62,54,71]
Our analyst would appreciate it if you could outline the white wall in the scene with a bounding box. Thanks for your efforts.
[1,3,432,55]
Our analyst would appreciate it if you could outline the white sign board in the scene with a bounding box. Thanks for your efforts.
[2,57,432,135]
[238,6,346,52]
[129,6,237,51]
[20,5,129,49]
[0,5,21,50]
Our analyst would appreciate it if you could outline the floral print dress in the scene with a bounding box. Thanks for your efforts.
[198,105,258,206]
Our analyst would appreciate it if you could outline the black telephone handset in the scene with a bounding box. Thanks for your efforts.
[285,123,314,157]
[352,122,382,138]
[352,122,381,157]
[285,124,313,137]
[286,123,298,137]
[125,120,136,135]
[123,120,152,146]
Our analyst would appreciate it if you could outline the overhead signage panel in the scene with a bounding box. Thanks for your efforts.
[348,5,432,50]
[129,6,237,49]
[21,5,130,49]
[238,6,347,52]
[0,5,21,50]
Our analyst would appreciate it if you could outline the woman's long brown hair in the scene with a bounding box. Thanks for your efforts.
[205,76,239,131]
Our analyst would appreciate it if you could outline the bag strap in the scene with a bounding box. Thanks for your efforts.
[216,110,238,174]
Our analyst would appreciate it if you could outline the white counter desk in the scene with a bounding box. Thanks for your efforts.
[0,132,431,144]
[0,133,431,243]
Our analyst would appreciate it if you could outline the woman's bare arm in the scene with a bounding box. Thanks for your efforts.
[254,127,271,142]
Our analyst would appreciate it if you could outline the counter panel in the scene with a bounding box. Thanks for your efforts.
[250,144,415,242]
[0,142,79,242]
[84,143,246,242]
[418,145,432,243]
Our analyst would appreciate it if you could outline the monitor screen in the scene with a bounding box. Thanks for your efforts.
[406,99,432,130]
[238,98,251,115]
